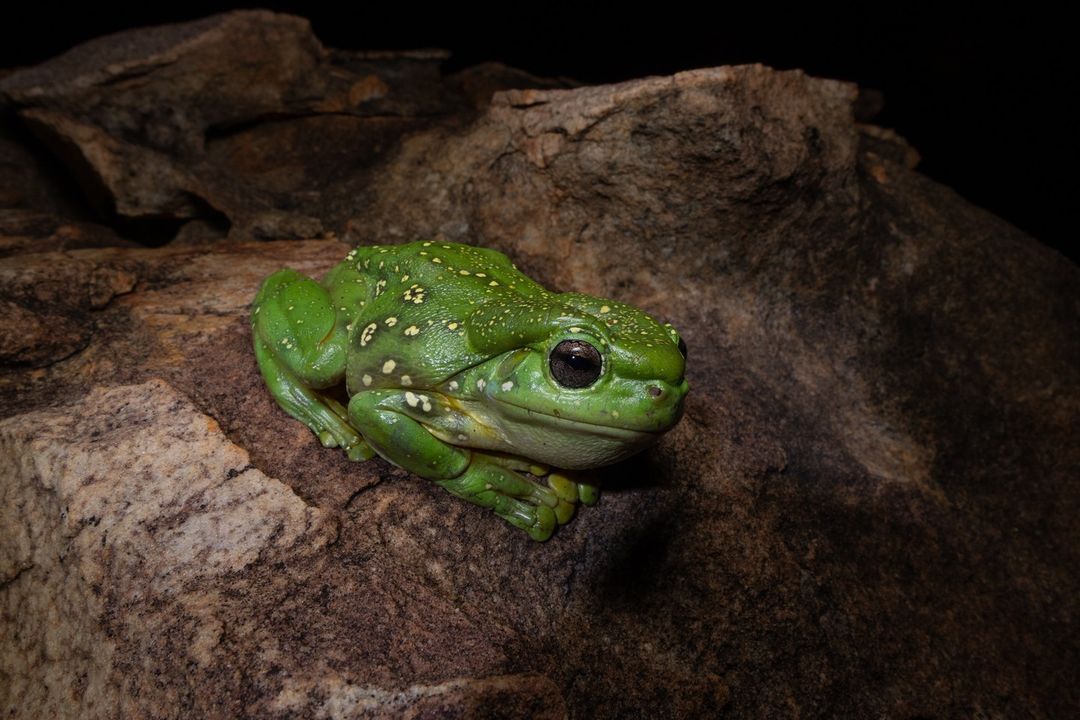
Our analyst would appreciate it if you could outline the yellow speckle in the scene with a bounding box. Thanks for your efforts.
[382,359,396,374]
[475,273,486,278]
[459,270,470,275]
[600,305,611,313]
[570,327,582,333]
[448,322,459,330]
[489,280,499,286]
[385,317,398,327]
[362,374,372,386]
[405,391,419,407]
[404,325,420,336]
[432,257,442,264]
[401,375,413,386]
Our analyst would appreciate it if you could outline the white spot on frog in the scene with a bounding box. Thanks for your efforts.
[385,317,398,327]
[401,375,412,386]
[360,323,377,346]
[405,391,419,407]
[382,359,396,374]
[448,380,459,391]
[501,381,514,392]
[404,325,420,336]
[362,374,372,386]
[477,379,486,391]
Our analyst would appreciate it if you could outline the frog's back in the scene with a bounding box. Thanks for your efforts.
[331,241,546,392]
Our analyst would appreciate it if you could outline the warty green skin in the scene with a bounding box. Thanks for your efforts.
[251,241,688,540]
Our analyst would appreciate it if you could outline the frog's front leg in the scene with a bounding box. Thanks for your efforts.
[348,390,572,540]
[252,269,373,461]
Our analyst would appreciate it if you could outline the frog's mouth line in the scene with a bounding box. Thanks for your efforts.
[490,397,667,439]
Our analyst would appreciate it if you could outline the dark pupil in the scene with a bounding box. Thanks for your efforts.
[550,339,602,388]
[677,337,687,359]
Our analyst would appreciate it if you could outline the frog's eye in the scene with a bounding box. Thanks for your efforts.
[549,339,603,389]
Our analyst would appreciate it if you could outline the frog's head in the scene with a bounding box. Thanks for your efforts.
[464,292,688,469]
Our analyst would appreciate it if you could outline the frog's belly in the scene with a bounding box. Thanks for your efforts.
[422,397,662,470]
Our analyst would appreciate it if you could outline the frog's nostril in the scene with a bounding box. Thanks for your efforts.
[648,386,663,398]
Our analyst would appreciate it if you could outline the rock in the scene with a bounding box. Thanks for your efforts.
[1,11,1077,720]
[0,381,336,718]
[0,13,567,239]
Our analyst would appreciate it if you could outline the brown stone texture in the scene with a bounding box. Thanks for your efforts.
[1,10,1076,719]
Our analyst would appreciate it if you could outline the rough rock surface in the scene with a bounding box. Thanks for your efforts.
[1,11,1077,719]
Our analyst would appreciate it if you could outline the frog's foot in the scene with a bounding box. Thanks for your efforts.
[439,457,599,541]
[438,457,563,541]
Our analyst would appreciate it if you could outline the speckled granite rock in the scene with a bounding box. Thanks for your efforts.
[1,11,1077,720]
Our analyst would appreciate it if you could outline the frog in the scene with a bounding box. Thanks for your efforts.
[251,241,688,541]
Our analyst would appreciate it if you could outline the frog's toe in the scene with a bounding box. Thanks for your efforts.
[578,482,600,506]
[317,429,339,448]
[482,494,556,541]
[553,499,576,524]
[526,505,557,542]
[529,483,561,509]
[345,439,375,462]
[547,470,600,508]
[547,472,579,503]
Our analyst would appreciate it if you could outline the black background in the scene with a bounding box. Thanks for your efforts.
[2,5,1074,262]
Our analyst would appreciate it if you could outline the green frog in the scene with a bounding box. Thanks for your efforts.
[251,241,688,540]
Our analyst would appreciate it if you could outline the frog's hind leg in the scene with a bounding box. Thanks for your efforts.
[252,269,373,461]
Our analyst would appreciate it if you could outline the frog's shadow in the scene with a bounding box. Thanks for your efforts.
[593,449,674,493]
